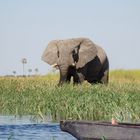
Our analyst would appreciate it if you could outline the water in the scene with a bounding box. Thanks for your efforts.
[0,116,77,140]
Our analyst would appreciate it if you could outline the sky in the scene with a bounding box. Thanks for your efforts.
[0,0,140,75]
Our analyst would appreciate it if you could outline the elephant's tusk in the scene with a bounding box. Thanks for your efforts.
[51,63,58,68]
[71,62,76,67]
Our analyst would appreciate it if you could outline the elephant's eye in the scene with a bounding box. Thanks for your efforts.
[57,50,60,57]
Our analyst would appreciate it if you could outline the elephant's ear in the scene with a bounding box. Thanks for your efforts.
[41,40,58,65]
[76,39,97,68]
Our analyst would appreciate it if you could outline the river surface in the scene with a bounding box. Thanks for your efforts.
[0,116,77,140]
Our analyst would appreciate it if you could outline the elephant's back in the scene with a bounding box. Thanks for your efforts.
[96,46,108,64]
[85,46,109,83]
[96,45,109,73]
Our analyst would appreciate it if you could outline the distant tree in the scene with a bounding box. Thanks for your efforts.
[28,69,32,76]
[35,68,39,75]
[12,70,16,77]
[21,58,27,76]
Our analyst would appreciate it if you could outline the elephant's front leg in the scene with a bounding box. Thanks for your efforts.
[66,74,71,83]
[73,73,84,84]
[58,68,68,86]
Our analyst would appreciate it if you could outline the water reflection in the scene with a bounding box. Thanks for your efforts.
[0,116,77,140]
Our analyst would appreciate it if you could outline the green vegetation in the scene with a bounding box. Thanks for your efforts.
[0,70,140,122]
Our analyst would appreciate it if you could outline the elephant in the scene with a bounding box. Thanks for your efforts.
[41,38,109,85]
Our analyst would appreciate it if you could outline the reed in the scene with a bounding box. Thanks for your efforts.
[0,70,140,122]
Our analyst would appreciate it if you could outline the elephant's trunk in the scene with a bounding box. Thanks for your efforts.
[58,65,68,86]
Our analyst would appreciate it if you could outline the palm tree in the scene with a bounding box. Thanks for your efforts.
[35,68,39,75]
[28,69,32,76]
[21,58,27,77]
[12,70,16,77]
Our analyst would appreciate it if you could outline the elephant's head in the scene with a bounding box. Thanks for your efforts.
[41,38,97,85]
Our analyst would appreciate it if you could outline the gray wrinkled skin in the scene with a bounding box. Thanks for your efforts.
[42,38,109,85]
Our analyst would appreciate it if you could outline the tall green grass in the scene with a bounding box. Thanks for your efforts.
[0,70,140,122]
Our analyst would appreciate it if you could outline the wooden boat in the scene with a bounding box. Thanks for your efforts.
[60,120,140,140]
